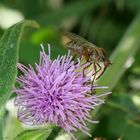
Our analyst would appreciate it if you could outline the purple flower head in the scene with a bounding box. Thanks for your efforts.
[14,44,110,138]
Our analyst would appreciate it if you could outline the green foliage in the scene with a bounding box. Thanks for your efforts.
[0,20,39,107]
[98,12,140,90]
[76,12,140,140]
[93,93,140,140]
[14,127,52,140]
[0,0,140,140]
[0,20,39,140]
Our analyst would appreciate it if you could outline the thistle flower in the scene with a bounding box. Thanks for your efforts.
[14,44,110,138]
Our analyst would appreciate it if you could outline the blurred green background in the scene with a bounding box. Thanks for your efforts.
[0,0,140,140]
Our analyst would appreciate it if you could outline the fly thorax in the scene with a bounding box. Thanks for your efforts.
[67,40,83,55]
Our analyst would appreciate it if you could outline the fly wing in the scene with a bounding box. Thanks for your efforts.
[62,31,87,43]
[61,32,72,46]
[61,31,97,49]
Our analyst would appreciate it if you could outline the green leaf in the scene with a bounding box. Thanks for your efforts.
[0,20,39,107]
[14,127,52,140]
[0,20,39,140]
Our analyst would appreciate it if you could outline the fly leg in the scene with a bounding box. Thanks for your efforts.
[91,63,102,93]
[91,63,97,93]
[82,47,91,76]
[95,63,106,80]
[82,62,92,77]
